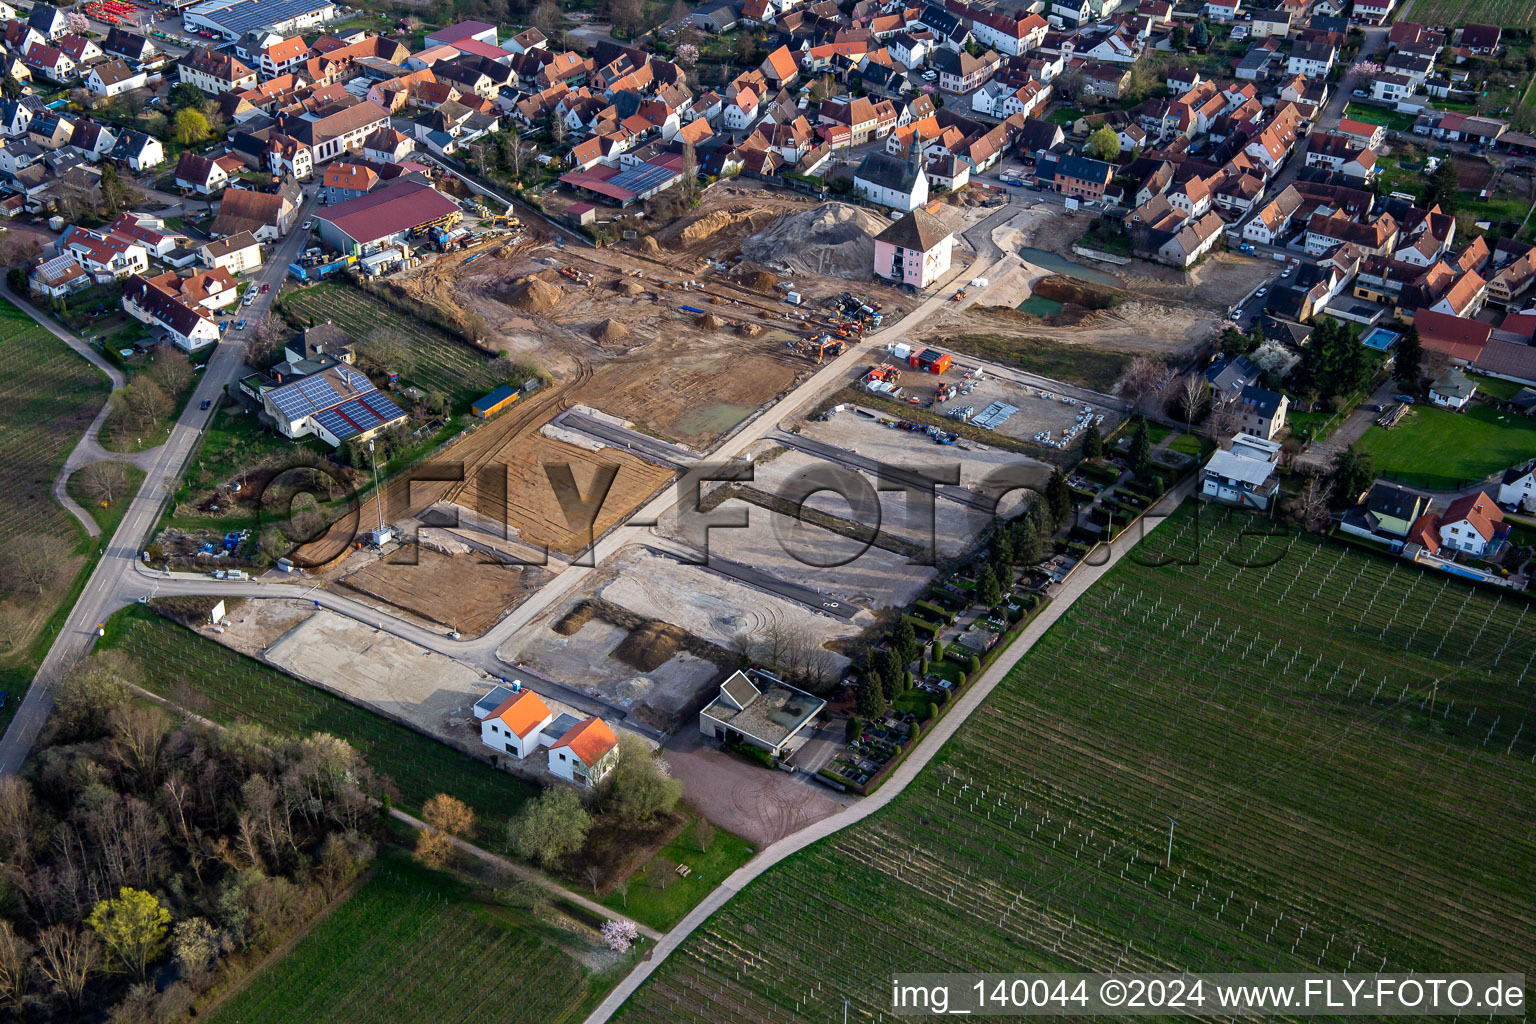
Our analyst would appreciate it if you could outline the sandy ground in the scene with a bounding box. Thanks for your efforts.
[656,500,937,613]
[662,729,851,847]
[739,445,1007,561]
[335,545,552,635]
[797,409,1051,504]
[503,614,722,732]
[265,609,497,732]
[210,597,319,656]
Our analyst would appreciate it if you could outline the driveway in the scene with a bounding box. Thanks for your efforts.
[663,729,852,847]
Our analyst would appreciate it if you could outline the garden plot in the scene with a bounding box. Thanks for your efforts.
[334,545,553,636]
[738,446,998,561]
[797,408,1051,509]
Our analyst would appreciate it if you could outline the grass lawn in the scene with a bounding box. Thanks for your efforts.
[1344,102,1417,132]
[1469,374,1527,401]
[1406,0,1536,28]
[99,605,537,839]
[1355,404,1536,490]
[601,824,755,931]
[1046,106,1085,125]
[1287,409,1336,442]
[611,506,1536,1024]
[66,464,146,539]
[1167,431,1210,457]
[205,848,606,1024]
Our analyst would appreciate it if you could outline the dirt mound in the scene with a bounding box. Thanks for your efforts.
[591,318,629,343]
[737,269,779,293]
[742,202,888,280]
[507,273,564,313]
[674,206,779,248]
[613,278,645,295]
[697,313,724,329]
[1031,274,1122,310]
[611,620,687,671]
[642,236,660,254]
[553,601,597,636]
[737,322,761,337]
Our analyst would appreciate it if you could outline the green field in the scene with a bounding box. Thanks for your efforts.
[1343,102,1418,133]
[1406,0,1536,28]
[941,333,1131,392]
[207,851,600,1024]
[602,826,755,932]
[280,282,511,413]
[613,506,1536,1024]
[101,606,536,837]
[1355,403,1536,489]
[0,298,111,714]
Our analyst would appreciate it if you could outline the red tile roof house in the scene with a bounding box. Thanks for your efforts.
[1411,308,1492,364]
[1436,492,1507,557]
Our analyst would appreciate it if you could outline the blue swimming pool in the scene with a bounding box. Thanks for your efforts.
[1361,326,1401,351]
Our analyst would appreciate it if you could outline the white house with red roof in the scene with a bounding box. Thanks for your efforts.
[473,684,621,786]
[1436,491,1505,556]
[547,716,620,787]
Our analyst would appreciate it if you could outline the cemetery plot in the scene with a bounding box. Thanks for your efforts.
[612,506,1536,1024]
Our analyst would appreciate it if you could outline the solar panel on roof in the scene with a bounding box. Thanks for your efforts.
[608,162,675,196]
[270,385,311,420]
[338,399,382,431]
[359,392,404,421]
[314,408,360,441]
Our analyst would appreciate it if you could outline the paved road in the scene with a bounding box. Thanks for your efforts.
[555,409,699,468]
[580,480,1198,1024]
[0,189,320,775]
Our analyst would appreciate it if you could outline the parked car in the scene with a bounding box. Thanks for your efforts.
[301,220,312,230]
[260,283,270,292]
[200,399,211,410]
[1395,394,1416,404]
[1255,287,1267,296]
[234,319,247,331]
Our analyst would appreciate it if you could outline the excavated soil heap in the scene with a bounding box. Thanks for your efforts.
[613,278,645,295]
[507,274,563,313]
[591,318,630,343]
[697,313,725,329]
[742,202,889,280]
[611,620,687,671]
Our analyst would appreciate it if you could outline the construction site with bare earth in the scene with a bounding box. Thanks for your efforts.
[185,177,1254,770]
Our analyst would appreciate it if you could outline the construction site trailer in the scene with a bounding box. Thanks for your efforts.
[472,384,520,418]
[911,349,952,374]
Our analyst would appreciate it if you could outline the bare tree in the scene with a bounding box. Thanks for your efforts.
[108,704,171,792]
[1179,374,1208,425]
[1296,472,1333,532]
[249,314,289,366]
[0,920,31,1018]
[78,461,131,506]
[1118,356,1173,413]
[0,602,24,653]
[0,533,73,595]
[1208,391,1242,440]
[357,329,414,375]
[36,925,101,1011]
[149,347,195,396]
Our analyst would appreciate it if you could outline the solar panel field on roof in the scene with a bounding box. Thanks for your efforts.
[187,0,334,34]
[314,407,360,441]
[608,162,675,196]
[337,398,383,432]
[360,392,404,420]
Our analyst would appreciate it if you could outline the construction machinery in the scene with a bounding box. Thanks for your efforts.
[484,213,522,228]
[952,288,967,301]
[409,208,462,239]
[795,333,845,362]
